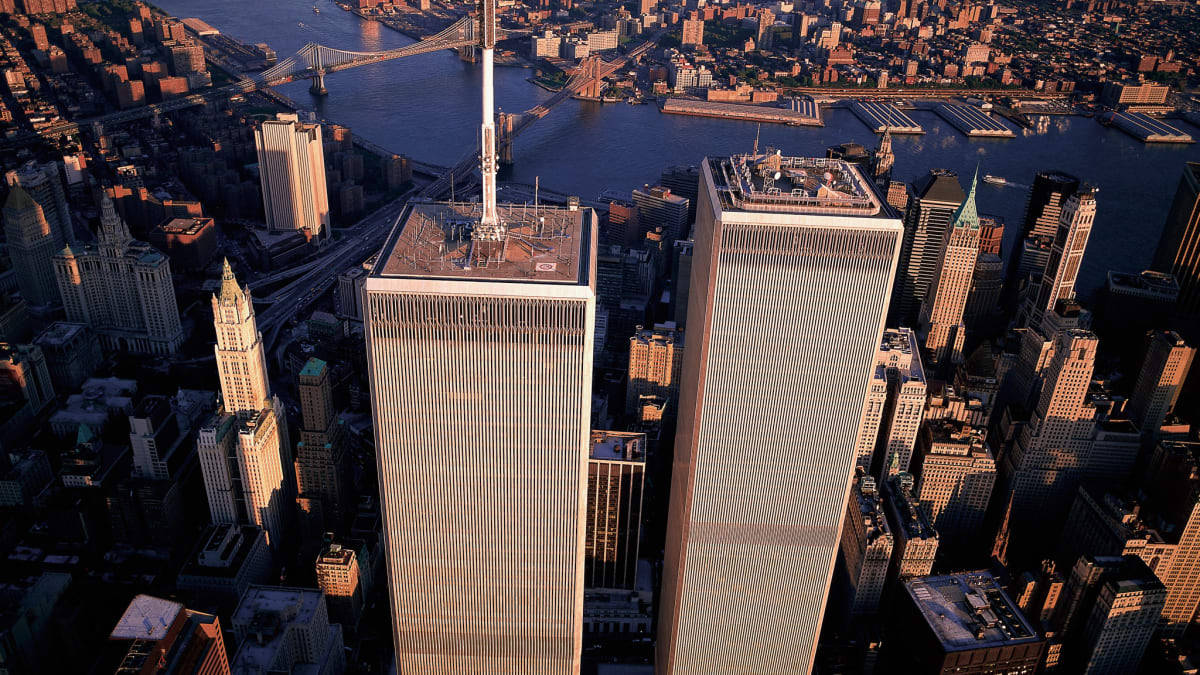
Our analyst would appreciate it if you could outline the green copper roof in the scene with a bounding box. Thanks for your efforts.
[950,166,980,230]
[300,358,327,378]
[76,422,96,446]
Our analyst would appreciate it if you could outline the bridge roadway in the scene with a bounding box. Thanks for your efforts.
[28,17,481,141]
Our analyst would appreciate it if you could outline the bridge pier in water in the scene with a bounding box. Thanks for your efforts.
[309,70,327,96]
[497,112,514,166]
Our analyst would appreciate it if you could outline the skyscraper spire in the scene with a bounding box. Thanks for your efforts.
[476,0,503,240]
[950,165,980,230]
[98,193,132,252]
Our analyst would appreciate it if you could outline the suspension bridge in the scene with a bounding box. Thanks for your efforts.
[32,16,508,139]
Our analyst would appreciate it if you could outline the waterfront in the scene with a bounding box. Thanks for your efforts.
[158,0,1200,299]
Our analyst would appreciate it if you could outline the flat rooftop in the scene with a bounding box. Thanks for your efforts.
[590,430,647,462]
[708,154,885,217]
[377,201,590,285]
[905,572,1039,651]
[111,594,182,640]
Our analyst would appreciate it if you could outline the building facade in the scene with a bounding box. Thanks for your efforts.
[197,262,289,551]
[625,325,683,415]
[890,169,964,326]
[919,172,980,368]
[53,197,183,354]
[255,113,330,240]
[658,154,902,673]
[586,430,645,590]
[1128,330,1195,438]
[855,327,927,475]
[365,201,597,673]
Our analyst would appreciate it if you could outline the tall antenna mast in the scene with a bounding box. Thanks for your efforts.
[475,0,502,238]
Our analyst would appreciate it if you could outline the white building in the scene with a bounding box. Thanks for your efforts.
[658,153,903,673]
[255,113,330,240]
[197,261,289,551]
[53,197,183,354]
[364,201,597,673]
[855,327,927,475]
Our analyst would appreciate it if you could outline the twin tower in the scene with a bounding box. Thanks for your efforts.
[363,149,905,671]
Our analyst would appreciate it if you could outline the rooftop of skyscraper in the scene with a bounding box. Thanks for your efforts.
[1107,270,1180,299]
[852,473,891,545]
[904,572,1040,651]
[884,475,939,541]
[878,327,926,384]
[708,152,885,216]
[590,430,647,462]
[377,201,591,285]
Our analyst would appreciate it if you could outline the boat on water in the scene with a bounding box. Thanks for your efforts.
[982,174,1006,185]
[313,6,320,13]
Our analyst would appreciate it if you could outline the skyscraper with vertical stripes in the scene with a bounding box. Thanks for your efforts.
[657,152,903,673]
[365,199,597,672]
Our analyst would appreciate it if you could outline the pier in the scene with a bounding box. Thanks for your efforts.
[1106,111,1194,144]
[850,100,924,134]
[661,97,823,126]
[934,103,1016,138]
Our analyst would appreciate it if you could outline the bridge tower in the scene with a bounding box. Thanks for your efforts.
[309,45,328,96]
[578,56,603,99]
[496,111,515,166]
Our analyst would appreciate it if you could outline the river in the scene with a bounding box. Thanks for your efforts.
[157,0,1200,298]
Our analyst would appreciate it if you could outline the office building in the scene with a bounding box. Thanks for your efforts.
[176,524,272,614]
[110,595,230,675]
[1143,440,1200,637]
[335,265,368,322]
[364,199,597,672]
[911,420,996,544]
[128,394,186,481]
[33,321,101,394]
[1093,270,1180,371]
[632,184,689,244]
[1019,185,1097,329]
[5,161,71,244]
[295,358,347,529]
[3,187,63,307]
[0,342,55,419]
[587,430,645,590]
[316,542,364,628]
[625,324,683,416]
[197,262,289,550]
[255,112,330,240]
[230,587,345,674]
[840,471,893,615]
[1001,330,1099,543]
[886,572,1045,674]
[53,197,184,354]
[920,172,981,368]
[1010,171,1079,290]
[892,169,965,326]
[658,152,903,673]
[1154,163,1200,320]
[1128,330,1194,438]
[964,252,1004,332]
[883,474,939,580]
[1056,555,1165,674]
[855,327,927,475]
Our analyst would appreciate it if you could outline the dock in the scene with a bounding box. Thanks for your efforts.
[934,103,1015,138]
[850,100,924,134]
[1106,111,1195,144]
[661,97,823,126]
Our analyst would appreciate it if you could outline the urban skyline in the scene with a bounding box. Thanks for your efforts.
[1,0,1200,673]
